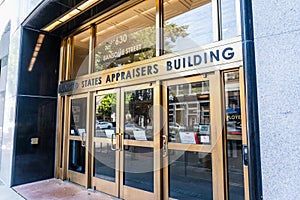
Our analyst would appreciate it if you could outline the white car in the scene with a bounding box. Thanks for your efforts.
[169,122,186,133]
[96,121,113,129]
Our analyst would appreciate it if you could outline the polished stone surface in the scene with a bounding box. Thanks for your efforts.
[253,0,300,197]
[252,1,300,38]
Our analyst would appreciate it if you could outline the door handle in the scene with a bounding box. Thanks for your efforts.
[242,145,248,166]
[162,135,168,157]
[111,133,117,151]
[119,133,124,151]
[81,132,86,147]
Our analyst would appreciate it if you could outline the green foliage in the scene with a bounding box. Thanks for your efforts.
[97,94,116,119]
[94,22,189,71]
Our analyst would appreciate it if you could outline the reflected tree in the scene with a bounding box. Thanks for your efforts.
[97,94,116,120]
[95,22,189,71]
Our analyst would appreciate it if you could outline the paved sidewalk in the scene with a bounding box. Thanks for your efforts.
[0,179,119,200]
[0,181,24,200]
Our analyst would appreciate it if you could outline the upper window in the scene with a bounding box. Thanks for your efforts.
[68,0,240,77]
[221,0,239,39]
[94,0,156,72]
[164,0,213,53]
[71,29,90,79]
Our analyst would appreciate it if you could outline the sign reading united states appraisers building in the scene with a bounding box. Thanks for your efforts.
[59,40,242,95]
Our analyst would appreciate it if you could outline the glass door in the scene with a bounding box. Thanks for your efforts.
[92,89,120,196]
[120,82,160,200]
[66,94,89,186]
[223,69,249,200]
[162,74,225,200]
[92,82,160,199]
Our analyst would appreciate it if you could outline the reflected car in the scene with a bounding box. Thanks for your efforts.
[96,121,113,129]
[125,123,145,132]
[226,121,242,135]
[124,123,145,139]
[169,122,186,133]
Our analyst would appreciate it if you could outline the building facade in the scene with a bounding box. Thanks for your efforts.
[0,0,299,200]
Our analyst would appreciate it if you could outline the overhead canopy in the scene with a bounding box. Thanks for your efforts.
[22,0,128,37]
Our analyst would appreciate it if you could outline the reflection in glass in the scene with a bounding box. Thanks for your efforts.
[221,0,238,39]
[168,81,210,144]
[72,30,89,78]
[94,142,116,182]
[70,98,87,136]
[94,94,117,138]
[164,0,213,53]
[169,150,212,200]
[0,92,5,152]
[124,147,154,192]
[94,0,156,72]
[69,140,85,173]
[124,89,153,141]
[224,71,244,200]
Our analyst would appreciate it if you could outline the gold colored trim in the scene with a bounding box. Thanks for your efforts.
[239,67,250,200]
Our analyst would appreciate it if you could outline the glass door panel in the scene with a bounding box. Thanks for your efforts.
[169,150,212,200]
[168,81,210,145]
[163,74,224,200]
[223,70,246,200]
[124,88,154,141]
[120,84,157,200]
[67,95,88,186]
[92,90,120,197]
[124,146,154,192]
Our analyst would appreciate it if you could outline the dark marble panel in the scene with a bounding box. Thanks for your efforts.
[19,28,60,96]
[12,96,57,186]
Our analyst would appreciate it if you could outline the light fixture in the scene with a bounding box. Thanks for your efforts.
[28,34,45,72]
[58,9,81,22]
[42,0,103,32]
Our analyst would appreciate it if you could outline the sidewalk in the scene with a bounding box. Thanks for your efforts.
[0,181,24,200]
[0,179,120,200]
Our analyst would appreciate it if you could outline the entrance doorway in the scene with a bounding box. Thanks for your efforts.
[63,70,248,199]
[64,82,160,199]
[66,94,89,187]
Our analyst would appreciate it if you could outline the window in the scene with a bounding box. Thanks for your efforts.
[94,0,156,72]
[71,29,90,78]
[164,0,213,53]
[67,0,240,77]
[221,0,239,39]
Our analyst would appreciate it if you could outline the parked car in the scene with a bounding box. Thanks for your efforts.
[96,121,113,129]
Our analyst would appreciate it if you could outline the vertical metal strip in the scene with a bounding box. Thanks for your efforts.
[162,81,169,200]
[116,88,121,197]
[220,70,229,200]
[119,88,125,198]
[235,0,242,36]
[212,0,221,41]
[210,72,225,200]
[55,39,66,178]
[65,37,72,80]
[86,92,93,188]
[59,39,66,81]
[89,26,96,74]
[239,67,250,200]
[154,80,162,199]
[156,0,164,56]
[62,96,70,180]
[240,0,263,199]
